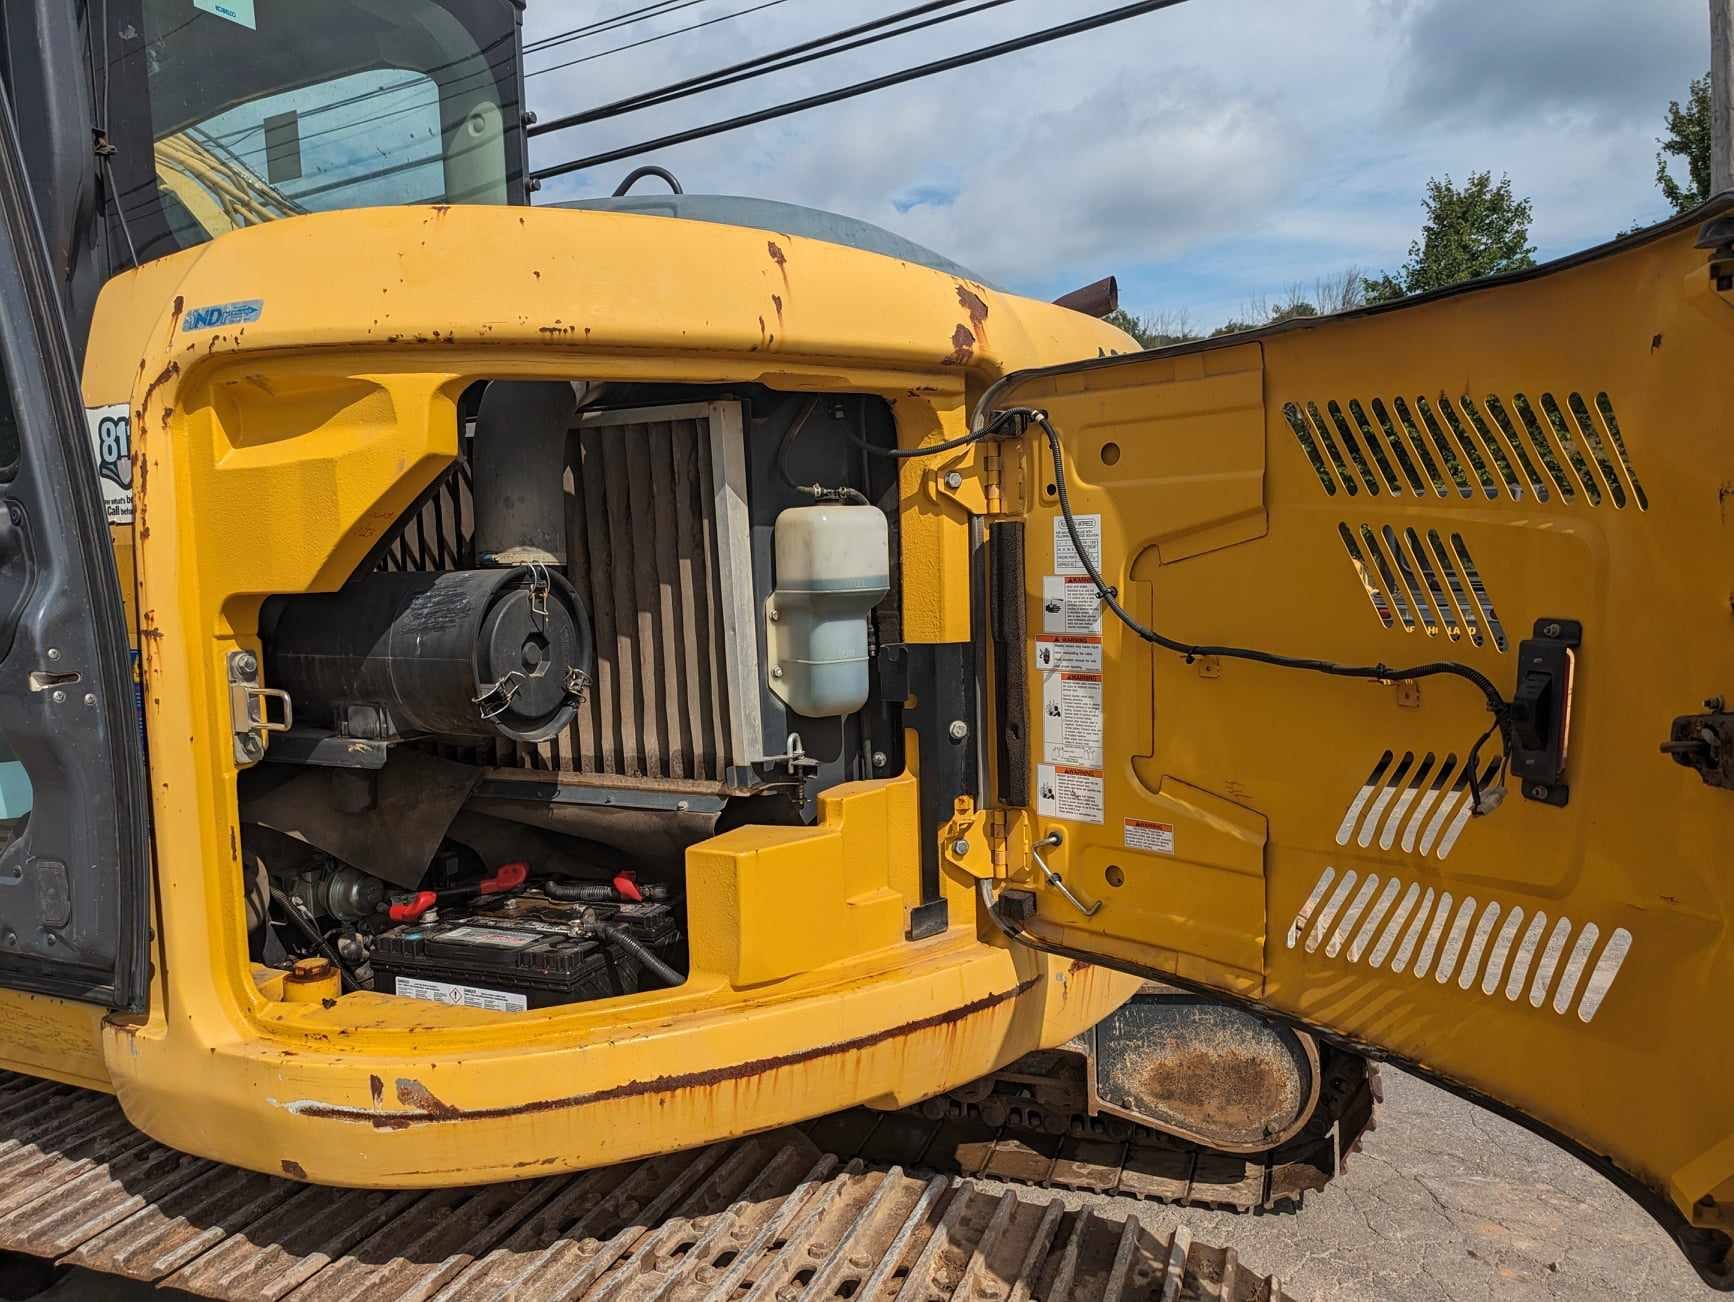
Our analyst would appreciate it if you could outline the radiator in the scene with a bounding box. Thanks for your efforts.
[378,399,764,789]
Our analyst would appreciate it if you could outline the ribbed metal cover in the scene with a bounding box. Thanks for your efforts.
[378,400,762,789]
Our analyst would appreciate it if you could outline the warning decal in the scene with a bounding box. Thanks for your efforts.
[1034,635,1102,673]
[395,976,527,1013]
[1037,763,1104,824]
[1042,671,1102,768]
[1123,818,1175,856]
[1054,514,1102,575]
[1042,574,1103,635]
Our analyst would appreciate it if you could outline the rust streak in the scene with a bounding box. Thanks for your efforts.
[168,295,185,332]
[767,239,790,294]
[139,361,180,423]
[281,1159,307,1179]
[369,1074,384,1107]
[955,285,989,343]
[294,975,1041,1129]
[942,323,976,367]
[395,1078,460,1118]
[772,293,783,328]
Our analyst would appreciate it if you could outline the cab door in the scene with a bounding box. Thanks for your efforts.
[989,202,1734,1279]
[0,88,149,1008]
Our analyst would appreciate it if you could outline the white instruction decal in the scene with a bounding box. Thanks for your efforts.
[1042,574,1103,635]
[1053,513,1102,575]
[1037,763,1104,824]
[395,976,527,1013]
[1043,672,1103,769]
[1123,817,1175,856]
[1034,635,1101,673]
[194,0,257,29]
[85,404,132,524]
[433,925,540,949]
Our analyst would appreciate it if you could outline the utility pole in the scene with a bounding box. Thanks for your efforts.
[1715,0,1734,194]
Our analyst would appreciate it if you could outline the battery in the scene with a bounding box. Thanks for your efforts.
[371,897,680,1012]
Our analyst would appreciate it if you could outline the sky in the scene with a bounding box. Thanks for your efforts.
[520,0,1712,332]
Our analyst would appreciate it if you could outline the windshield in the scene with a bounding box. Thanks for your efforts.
[104,0,524,263]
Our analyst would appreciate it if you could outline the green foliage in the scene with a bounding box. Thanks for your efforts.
[1268,299,1318,323]
[1362,171,1536,303]
[1655,72,1713,214]
[1101,307,1202,348]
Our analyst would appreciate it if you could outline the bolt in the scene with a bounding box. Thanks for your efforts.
[944,470,964,490]
[83,693,96,706]
[1528,783,1549,799]
[1543,622,1562,638]
[771,665,784,679]
[948,719,969,741]
[235,650,258,677]
[46,648,59,662]
[872,750,889,770]
[1706,697,1726,712]
[50,690,65,704]
[44,934,55,946]
[676,800,690,813]
[767,608,779,622]
[241,735,264,760]
[951,838,971,857]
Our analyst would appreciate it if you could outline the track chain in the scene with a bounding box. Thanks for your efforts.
[806,1051,1382,1215]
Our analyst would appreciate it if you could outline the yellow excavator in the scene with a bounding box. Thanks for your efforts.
[0,1,1727,1296]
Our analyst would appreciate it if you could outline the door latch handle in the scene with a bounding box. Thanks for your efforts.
[1031,831,1102,918]
[228,649,292,765]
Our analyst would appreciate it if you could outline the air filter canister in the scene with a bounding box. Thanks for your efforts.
[265,566,593,743]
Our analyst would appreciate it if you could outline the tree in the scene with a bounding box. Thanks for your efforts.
[1363,171,1536,303]
[1102,307,1202,348]
[1655,72,1713,214]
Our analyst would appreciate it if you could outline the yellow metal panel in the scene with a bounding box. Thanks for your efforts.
[0,991,110,1092]
[994,214,1734,1243]
[1,204,1140,1183]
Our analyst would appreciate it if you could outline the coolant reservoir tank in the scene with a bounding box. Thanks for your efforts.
[766,505,890,718]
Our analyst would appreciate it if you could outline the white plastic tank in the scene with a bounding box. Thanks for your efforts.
[766,504,890,718]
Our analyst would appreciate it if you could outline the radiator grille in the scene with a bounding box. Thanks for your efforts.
[377,400,762,788]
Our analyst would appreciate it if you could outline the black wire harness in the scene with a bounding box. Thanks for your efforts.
[856,405,1515,815]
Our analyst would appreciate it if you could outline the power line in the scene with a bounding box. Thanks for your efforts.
[525,0,713,55]
[202,0,695,148]
[531,0,1193,183]
[526,0,797,81]
[529,0,1007,138]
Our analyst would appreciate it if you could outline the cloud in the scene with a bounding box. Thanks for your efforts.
[520,0,1711,329]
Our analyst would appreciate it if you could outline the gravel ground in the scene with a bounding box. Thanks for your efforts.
[976,1066,1717,1301]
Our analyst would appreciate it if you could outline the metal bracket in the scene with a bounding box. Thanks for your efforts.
[1508,618,1581,806]
[228,650,292,766]
[472,669,525,721]
[525,561,552,618]
[1662,699,1734,789]
[1031,830,1102,918]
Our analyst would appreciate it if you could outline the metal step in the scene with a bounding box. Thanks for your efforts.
[0,1071,1290,1301]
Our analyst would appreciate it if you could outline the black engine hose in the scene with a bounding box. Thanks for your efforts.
[268,886,364,993]
[596,921,684,988]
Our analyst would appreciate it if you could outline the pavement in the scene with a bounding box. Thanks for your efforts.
[978,1066,1718,1301]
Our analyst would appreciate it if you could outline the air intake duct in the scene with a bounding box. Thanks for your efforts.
[265,567,592,744]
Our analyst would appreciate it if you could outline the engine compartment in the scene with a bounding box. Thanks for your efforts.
[238,379,908,1010]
